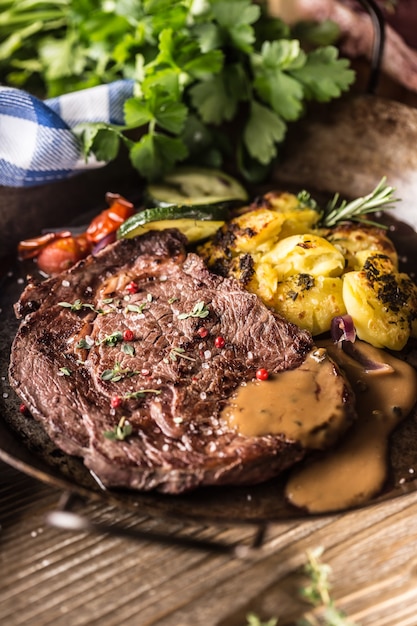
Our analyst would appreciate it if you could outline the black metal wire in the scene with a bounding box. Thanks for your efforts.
[356,0,386,93]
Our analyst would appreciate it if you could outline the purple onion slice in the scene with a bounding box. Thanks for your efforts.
[331,314,357,344]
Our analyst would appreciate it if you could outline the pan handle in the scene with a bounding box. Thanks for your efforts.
[356,0,386,94]
[45,491,268,557]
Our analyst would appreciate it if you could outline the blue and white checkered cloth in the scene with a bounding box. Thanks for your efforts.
[0,80,135,188]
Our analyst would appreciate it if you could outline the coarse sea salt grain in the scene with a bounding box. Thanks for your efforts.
[61,280,70,287]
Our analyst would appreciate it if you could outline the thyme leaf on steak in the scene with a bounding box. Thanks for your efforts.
[166,347,196,363]
[58,299,103,314]
[125,302,147,314]
[101,361,140,382]
[178,301,210,320]
[103,417,132,442]
[76,337,94,350]
[121,343,136,356]
[121,389,161,400]
[58,366,71,376]
[99,331,123,347]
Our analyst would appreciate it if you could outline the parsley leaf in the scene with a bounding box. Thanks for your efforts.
[290,46,355,102]
[244,101,286,164]
[130,132,188,180]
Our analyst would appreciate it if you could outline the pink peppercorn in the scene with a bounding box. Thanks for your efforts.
[256,368,269,381]
[123,329,134,341]
[111,396,122,408]
[126,281,138,294]
[214,336,225,349]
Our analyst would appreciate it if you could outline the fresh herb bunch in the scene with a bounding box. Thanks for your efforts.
[1,0,355,182]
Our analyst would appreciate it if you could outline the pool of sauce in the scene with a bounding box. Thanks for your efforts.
[223,340,417,514]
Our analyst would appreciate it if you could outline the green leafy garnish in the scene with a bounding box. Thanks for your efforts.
[178,301,210,320]
[121,342,135,357]
[121,389,161,400]
[299,178,399,229]
[101,361,139,382]
[99,331,123,347]
[168,347,196,362]
[1,1,355,182]
[58,366,71,376]
[103,417,132,442]
[125,302,147,314]
[58,299,103,314]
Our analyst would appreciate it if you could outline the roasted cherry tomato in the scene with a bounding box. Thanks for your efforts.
[86,193,134,244]
[37,234,91,275]
[18,231,73,260]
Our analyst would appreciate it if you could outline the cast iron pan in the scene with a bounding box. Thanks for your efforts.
[2,92,417,526]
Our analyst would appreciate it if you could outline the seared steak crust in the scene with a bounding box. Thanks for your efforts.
[10,229,348,493]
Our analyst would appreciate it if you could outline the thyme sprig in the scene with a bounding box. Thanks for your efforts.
[99,331,123,347]
[246,547,358,626]
[298,547,358,626]
[58,299,103,314]
[317,177,399,228]
[103,417,132,442]
[168,347,196,362]
[178,301,210,320]
[121,389,161,400]
[101,361,139,382]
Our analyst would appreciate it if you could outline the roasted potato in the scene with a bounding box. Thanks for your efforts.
[324,223,398,271]
[269,275,346,335]
[342,255,417,350]
[262,234,345,280]
[228,208,286,253]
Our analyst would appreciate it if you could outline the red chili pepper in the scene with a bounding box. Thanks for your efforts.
[197,327,208,338]
[123,329,134,341]
[86,194,134,244]
[126,281,139,294]
[110,396,122,409]
[214,336,225,349]
[255,368,269,381]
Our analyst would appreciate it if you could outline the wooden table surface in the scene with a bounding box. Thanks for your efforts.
[2,456,417,626]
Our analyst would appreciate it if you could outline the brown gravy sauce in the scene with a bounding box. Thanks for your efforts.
[222,340,417,513]
[222,348,355,449]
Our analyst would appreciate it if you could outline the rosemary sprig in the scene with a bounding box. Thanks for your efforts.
[318,177,398,228]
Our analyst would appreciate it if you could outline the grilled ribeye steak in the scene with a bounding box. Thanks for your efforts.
[9,229,355,493]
